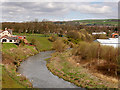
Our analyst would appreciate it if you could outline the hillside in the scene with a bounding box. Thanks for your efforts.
[72,19,118,26]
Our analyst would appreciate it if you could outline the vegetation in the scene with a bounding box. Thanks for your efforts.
[26,36,52,51]
[47,50,118,88]
[1,19,119,36]
[2,65,31,88]
[2,35,53,88]
[66,30,93,44]
[1,19,119,88]
[49,32,119,88]
[53,38,67,52]
[73,19,118,26]
[48,35,57,42]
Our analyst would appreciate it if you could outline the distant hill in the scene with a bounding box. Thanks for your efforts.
[72,19,119,26]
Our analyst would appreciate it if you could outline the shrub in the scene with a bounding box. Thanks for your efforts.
[87,42,99,60]
[100,45,118,63]
[72,41,118,64]
[30,38,41,51]
[31,38,36,45]
[67,30,93,43]
[67,31,80,40]
[53,39,67,52]
[72,42,89,59]
[48,35,57,42]
[19,39,25,46]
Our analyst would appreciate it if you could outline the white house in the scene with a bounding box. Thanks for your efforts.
[92,32,106,35]
[1,35,18,43]
[0,29,19,43]
[95,37,120,48]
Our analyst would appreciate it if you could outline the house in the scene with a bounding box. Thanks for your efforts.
[111,33,119,38]
[95,33,120,48]
[95,38,119,48]
[0,28,21,43]
[92,32,106,35]
[0,29,12,38]
[1,35,18,43]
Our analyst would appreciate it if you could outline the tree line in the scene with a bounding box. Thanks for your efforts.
[1,21,118,36]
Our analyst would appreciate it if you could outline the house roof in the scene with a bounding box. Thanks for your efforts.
[7,29,12,34]
[0,29,3,33]
[0,29,12,34]
[1,35,18,40]
[95,38,120,48]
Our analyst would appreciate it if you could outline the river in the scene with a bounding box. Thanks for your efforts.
[18,51,78,88]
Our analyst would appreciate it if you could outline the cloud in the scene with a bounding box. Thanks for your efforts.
[1,2,118,22]
[1,0,119,2]
[69,3,112,13]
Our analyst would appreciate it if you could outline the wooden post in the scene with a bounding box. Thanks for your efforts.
[98,44,100,65]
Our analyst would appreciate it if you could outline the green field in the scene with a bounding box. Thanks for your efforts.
[26,36,53,51]
[73,19,118,26]
[13,33,52,37]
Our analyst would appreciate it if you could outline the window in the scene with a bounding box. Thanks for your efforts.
[115,35,118,38]
[9,40,12,42]
[2,39,7,42]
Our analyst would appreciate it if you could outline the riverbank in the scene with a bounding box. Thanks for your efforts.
[2,36,53,88]
[18,51,77,88]
[46,49,118,88]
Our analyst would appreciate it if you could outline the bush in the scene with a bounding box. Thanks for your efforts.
[30,38,41,51]
[48,35,57,42]
[100,45,118,63]
[87,42,99,60]
[72,41,118,64]
[19,39,25,46]
[53,39,67,52]
[67,30,93,43]
[67,31,80,40]
[31,38,36,45]
[72,42,89,59]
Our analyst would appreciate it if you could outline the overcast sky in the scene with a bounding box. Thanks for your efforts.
[0,0,119,22]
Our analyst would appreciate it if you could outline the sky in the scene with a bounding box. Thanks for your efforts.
[0,0,119,22]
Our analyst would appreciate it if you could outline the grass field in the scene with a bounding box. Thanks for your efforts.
[73,19,118,26]
[26,36,53,51]
[13,33,52,37]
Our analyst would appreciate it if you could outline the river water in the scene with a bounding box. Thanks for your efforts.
[18,51,78,88]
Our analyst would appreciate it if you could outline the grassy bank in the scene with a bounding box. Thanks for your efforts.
[26,36,53,51]
[2,35,53,88]
[2,44,37,88]
[46,50,118,88]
